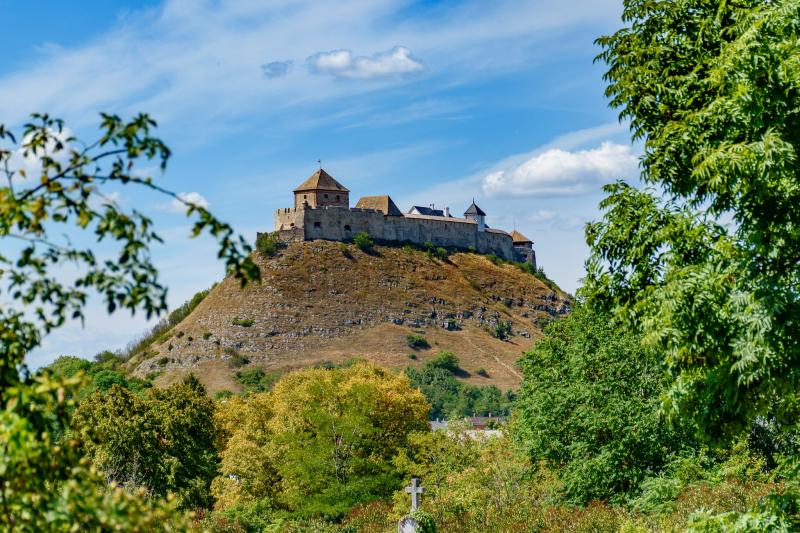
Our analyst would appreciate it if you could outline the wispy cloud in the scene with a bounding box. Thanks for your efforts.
[0,0,622,133]
[482,142,638,197]
[307,46,424,79]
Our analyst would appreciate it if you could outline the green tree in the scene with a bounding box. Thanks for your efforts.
[512,305,689,504]
[405,356,514,420]
[212,362,430,520]
[590,0,800,440]
[72,375,218,510]
[0,113,258,530]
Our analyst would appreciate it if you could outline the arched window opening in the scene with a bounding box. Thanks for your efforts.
[314,222,321,228]
[344,225,351,231]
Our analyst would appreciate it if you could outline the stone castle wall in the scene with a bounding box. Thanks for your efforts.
[272,206,523,262]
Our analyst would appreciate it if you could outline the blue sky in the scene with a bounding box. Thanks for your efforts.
[1,0,637,367]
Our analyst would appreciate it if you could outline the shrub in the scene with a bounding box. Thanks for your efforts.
[234,367,281,393]
[256,232,284,258]
[176,331,185,338]
[429,351,459,373]
[230,354,250,368]
[422,242,449,260]
[490,320,512,340]
[406,334,430,349]
[203,332,212,340]
[215,390,234,400]
[223,347,239,357]
[232,317,254,327]
[408,353,418,360]
[157,356,170,366]
[352,231,373,251]
[476,368,489,378]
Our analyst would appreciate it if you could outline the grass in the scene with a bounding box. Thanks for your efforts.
[232,317,254,327]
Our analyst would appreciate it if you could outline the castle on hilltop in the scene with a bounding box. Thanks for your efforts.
[269,168,536,266]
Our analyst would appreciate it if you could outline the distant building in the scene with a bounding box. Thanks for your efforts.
[407,205,452,217]
[293,169,349,209]
[511,230,536,268]
[271,168,536,266]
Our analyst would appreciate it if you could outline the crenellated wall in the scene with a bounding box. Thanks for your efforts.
[271,205,525,263]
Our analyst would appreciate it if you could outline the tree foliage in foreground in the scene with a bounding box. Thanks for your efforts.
[211,362,429,523]
[513,305,690,504]
[2,375,189,531]
[590,0,800,440]
[72,375,218,510]
[0,113,259,530]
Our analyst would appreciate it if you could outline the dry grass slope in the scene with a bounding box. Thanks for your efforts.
[127,241,570,394]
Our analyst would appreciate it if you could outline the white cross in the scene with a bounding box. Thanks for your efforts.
[404,477,425,512]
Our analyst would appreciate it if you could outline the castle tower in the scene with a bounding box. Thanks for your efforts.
[464,200,486,232]
[293,168,349,209]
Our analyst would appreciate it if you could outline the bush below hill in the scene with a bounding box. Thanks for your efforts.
[405,351,514,420]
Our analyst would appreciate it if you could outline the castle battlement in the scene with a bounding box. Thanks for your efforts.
[271,168,536,267]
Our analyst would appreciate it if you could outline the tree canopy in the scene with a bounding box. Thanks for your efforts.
[0,113,259,530]
[589,0,800,440]
[213,362,430,521]
[513,305,690,504]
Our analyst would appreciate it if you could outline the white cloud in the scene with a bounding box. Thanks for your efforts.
[162,191,209,213]
[482,141,639,197]
[307,46,424,79]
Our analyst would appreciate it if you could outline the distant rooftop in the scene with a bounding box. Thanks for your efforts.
[293,168,349,193]
[464,201,486,216]
[511,229,532,244]
[356,195,403,216]
[408,205,452,217]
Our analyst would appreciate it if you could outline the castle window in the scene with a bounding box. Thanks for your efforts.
[324,194,329,199]
[303,194,307,200]
[336,195,340,201]
[344,225,351,231]
[290,223,295,227]
[314,222,321,228]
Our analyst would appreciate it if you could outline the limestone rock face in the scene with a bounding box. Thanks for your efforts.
[128,241,570,393]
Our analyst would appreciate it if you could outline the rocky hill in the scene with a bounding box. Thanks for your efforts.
[126,241,570,394]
